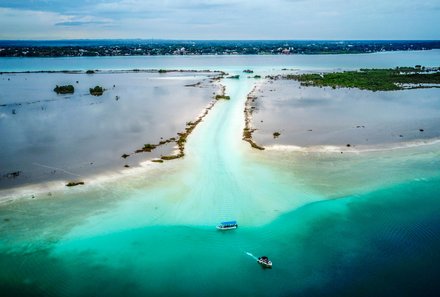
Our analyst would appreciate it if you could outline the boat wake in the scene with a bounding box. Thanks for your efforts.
[245,252,258,261]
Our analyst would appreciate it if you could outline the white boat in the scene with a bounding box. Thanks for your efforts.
[257,256,272,268]
[216,221,238,230]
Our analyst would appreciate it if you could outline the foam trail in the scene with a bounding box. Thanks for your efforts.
[32,162,118,195]
[32,162,82,177]
[245,252,258,261]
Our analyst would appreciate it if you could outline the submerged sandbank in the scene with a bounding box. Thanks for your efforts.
[0,70,223,190]
[265,138,440,153]
[2,67,440,214]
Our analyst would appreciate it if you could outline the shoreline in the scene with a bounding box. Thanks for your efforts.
[242,83,265,150]
[123,81,226,162]
[0,79,227,204]
[0,69,226,75]
[0,155,170,205]
[2,66,440,204]
[265,137,440,153]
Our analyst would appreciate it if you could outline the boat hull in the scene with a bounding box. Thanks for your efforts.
[216,226,237,230]
[257,259,273,268]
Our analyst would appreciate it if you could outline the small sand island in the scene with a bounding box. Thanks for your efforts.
[242,87,265,150]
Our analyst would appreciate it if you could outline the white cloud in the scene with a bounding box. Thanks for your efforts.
[0,8,113,39]
[0,0,439,39]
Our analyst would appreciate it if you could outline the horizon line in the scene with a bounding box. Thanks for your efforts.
[1,38,440,42]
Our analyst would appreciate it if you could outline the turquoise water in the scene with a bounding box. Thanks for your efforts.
[1,52,440,296]
[1,176,439,297]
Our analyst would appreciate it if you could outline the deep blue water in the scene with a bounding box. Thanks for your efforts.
[1,176,439,297]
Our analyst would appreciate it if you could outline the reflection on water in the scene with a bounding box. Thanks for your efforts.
[1,51,440,296]
[0,71,218,188]
[252,80,440,147]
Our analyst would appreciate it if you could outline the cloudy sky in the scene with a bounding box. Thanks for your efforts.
[0,0,439,40]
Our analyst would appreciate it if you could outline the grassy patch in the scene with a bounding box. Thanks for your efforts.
[89,86,104,96]
[215,95,231,100]
[54,85,74,94]
[66,181,84,187]
[287,67,440,91]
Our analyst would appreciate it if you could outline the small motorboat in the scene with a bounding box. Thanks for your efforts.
[257,256,272,268]
[216,220,238,230]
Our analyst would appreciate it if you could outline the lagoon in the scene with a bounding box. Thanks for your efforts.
[1,51,440,296]
[251,79,440,149]
[0,71,219,189]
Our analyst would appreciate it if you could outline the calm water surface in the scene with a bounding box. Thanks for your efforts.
[252,80,440,147]
[0,71,218,188]
[0,52,440,296]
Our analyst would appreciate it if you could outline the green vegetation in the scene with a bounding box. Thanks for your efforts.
[86,70,95,74]
[66,181,84,187]
[227,75,240,79]
[161,154,183,161]
[54,85,74,94]
[243,69,254,73]
[89,86,104,96]
[143,143,156,152]
[215,95,231,100]
[243,128,252,139]
[158,69,168,73]
[287,67,440,91]
[253,75,261,79]
[128,99,216,163]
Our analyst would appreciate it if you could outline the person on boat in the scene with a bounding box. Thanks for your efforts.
[260,256,268,263]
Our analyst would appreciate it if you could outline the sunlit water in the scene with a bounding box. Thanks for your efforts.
[1,51,440,296]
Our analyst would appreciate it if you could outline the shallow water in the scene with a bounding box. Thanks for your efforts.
[252,80,440,147]
[0,71,218,188]
[1,176,439,297]
[1,52,440,296]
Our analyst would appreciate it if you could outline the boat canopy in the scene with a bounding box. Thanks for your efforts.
[220,221,237,225]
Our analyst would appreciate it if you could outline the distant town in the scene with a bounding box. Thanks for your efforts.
[1,40,440,57]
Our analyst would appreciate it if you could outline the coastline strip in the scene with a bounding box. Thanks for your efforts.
[265,138,440,153]
[123,83,226,161]
[242,85,265,150]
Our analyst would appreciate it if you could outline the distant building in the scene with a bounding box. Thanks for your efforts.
[174,47,187,55]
